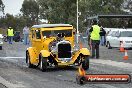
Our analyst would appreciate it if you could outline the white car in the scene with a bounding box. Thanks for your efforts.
[106,29,132,49]
[0,34,3,50]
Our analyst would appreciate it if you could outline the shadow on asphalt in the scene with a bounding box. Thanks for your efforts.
[31,66,79,72]
[0,83,7,88]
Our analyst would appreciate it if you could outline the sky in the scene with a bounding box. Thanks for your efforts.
[2,0,24,15]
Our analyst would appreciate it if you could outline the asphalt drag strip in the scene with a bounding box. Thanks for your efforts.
[0,57,132,88]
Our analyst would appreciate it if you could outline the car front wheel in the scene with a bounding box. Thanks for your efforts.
[39,55,47,72]
[26,51,33,68]
[0,46,2,50]
[82,56,89,70]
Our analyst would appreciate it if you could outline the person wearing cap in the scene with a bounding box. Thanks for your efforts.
[7,27,14,44]
[89,19,100,59]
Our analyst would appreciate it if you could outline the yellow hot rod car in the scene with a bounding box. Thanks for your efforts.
[26,24,90,71]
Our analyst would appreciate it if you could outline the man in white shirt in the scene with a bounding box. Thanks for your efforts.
[23,26,29,45]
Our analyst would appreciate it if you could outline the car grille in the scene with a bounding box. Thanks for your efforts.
[58,43,71,58]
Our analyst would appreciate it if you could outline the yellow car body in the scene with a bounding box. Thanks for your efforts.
[26,24,90,71]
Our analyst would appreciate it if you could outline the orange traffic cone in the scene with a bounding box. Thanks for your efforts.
[123,50,128,60]
[120,41,125,52]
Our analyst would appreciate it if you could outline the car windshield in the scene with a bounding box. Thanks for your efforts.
[120,31,132,37]
[107,31,113,36]
[42,29,72,38]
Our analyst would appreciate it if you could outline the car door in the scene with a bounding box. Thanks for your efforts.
[113,31,120,47]
[109,31,117,47]
[34,29,43,52]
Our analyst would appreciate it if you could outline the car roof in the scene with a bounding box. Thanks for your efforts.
[32,24,73,28]
[112,29,132,32]
[105,28,132,32]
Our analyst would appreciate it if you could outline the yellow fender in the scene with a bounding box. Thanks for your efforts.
[27,47,38,64]
[40,50,50,58]
[79,48,90,56]
[72,48,90,62]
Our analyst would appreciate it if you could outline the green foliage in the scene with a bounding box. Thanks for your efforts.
[0,0,131,33]
[21,0,39,25]
[37,0,76,26]
[0,14,26,32]
[0,0,5,14]
[81,0,126,30]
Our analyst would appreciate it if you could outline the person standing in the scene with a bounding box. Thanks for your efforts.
[7,27,14,44]
[89,19,100,59]
[86,28,91,50]
[100,26,106,46]
[23,25,29,45]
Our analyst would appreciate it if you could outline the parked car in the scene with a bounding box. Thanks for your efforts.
[13,31,21,42]
[106,29,132,49]
[26,24,90,71]
[3,35,8,42]
[0,34,3,50]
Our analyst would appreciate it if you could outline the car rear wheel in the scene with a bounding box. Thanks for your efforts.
[0,46,2,50]
[39,55,47,72]
[82,56,89,70]
[26,51,33,68]
[107,42,112,49]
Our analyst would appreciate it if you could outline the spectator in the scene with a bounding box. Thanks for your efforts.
[100,26,106,46]
[7,27,14,44]
[23,25,29,45]
[89,19,100,59]
[86,28,91,50]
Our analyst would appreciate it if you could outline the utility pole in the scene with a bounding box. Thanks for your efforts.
[76,0,79,44]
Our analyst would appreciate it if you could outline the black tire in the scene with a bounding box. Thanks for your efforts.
[26,51,33,68]
[0,46,2,50]
[39,55,47,72]
[15,40,19,42]
[107,41,112,49]
[76,76,86,85]
[105,41,108,47]
[82,56,89,70]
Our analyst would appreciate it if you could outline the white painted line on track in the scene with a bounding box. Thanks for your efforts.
[0,57,26,62]
[0,76,25,88]
[95,84,118,88]
[90,59,132,69]
[0,57,25,59]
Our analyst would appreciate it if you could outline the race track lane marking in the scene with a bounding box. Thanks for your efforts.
[0,57,25,59]
[90,59,132,69]
[0,76,24,88]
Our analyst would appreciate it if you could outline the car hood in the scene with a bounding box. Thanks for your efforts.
[119,37,132,41]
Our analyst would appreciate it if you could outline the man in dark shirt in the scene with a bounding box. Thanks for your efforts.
[100,26,106,46]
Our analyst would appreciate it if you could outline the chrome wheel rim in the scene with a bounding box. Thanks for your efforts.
[40,58,42,69]
[27,54,30,67]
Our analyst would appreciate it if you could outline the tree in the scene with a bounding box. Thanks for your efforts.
[0,0,5,15]
[21,0,39,26]
[81,0,125,29]
[37,0,76,26]
[37,0,125,32]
